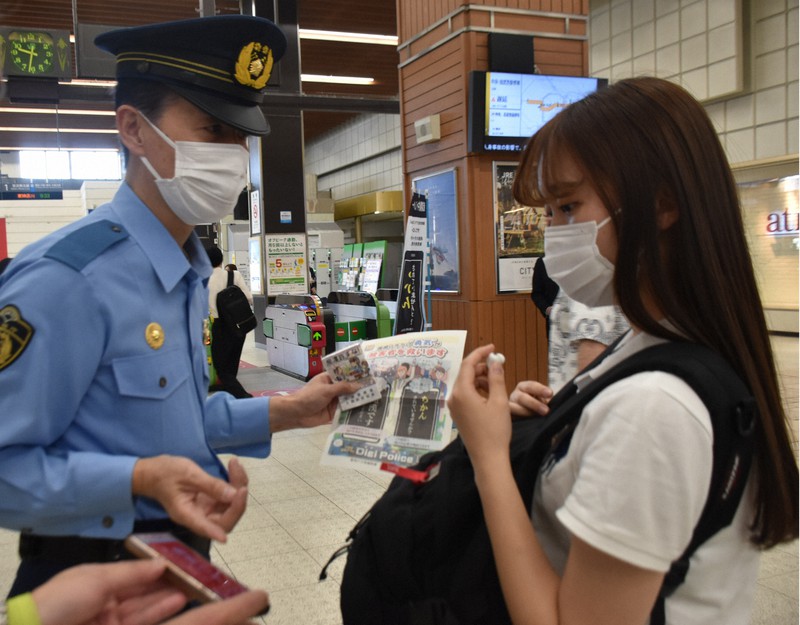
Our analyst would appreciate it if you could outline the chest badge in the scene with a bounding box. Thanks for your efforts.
[145,322,165,350]
[0,305,35,371]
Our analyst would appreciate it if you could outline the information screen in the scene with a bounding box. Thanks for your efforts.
[468,71,606,153]
[486,72,604,139]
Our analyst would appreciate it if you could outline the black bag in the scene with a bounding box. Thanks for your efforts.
[330,341,757,625]
[216,270,256,336]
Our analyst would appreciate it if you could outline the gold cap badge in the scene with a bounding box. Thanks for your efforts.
[234,41,273,89]
[145,322,165,350]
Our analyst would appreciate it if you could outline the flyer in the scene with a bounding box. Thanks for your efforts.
[320,330,467,472]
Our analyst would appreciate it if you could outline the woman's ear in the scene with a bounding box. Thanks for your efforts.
[656,196,679,231]
[116,105,146,157]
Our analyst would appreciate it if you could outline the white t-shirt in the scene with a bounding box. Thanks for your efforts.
[207,266,253,318]
[532,330,760,624]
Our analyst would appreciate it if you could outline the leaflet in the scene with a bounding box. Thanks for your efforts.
[320,330,467,472]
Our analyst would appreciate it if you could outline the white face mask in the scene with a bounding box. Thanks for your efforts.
[543,216,615,308]
[139,113,249,225]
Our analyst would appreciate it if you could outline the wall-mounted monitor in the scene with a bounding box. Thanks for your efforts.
[468,71,608,153]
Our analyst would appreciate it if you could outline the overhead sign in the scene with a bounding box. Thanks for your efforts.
[1,180,63,200]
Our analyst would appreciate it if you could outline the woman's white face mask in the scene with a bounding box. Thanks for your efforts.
[139,112,249,225]
[543,216,615,308]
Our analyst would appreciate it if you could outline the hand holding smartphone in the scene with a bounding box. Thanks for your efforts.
[124,532,269,615]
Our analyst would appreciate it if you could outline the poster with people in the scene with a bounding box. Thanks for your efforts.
[320,330,467,472]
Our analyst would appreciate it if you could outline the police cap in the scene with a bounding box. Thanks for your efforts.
[95,15,286,136]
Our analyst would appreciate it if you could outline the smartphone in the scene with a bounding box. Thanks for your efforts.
[124,532,268,613]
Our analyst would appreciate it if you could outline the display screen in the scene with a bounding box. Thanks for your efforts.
[468,71,607,153]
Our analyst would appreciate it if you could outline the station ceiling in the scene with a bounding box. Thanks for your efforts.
[0,0,400,150]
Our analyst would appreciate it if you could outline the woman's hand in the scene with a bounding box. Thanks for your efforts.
[447,344,513,468]
[509,380,553,418]
[30,559,270,625]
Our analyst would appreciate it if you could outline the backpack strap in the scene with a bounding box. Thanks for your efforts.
[226,268,234,288]
[515,340,756,622]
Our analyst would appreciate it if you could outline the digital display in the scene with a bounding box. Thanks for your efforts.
[1,191,64,200]
[469,71,607,153]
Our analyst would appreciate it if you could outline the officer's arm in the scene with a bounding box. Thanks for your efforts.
[0,260,136,532]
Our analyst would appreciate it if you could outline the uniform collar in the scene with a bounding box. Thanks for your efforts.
[110,182,212,291]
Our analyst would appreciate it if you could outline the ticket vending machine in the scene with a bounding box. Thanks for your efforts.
[263,294,335,380]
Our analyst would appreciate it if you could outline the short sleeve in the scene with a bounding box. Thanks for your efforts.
[555,371,713,572]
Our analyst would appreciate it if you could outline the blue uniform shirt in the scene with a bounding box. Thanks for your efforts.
[0,183,272,538]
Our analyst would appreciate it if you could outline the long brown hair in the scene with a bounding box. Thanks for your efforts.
[514,76,798,547]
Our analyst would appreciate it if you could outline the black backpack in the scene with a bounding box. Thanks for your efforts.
[328,341,757,625]
[216,270,256,336]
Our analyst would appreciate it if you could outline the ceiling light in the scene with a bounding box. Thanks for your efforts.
[301,74,374,85]
[58,79,117,88]
[0,146,120,151]
[0,107,115,116]
[0,127,118,134]
[299,28,397,46]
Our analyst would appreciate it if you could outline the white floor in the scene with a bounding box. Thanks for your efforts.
[0,335,796,624]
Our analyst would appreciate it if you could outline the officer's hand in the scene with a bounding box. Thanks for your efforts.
[194,456,249,534]
[131,455,248,543]
[31,559,269,625]
[268,373,360,433]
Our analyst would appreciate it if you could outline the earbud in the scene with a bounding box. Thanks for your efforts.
[487,352,505,366]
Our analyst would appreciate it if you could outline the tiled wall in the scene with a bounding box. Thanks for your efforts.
[304,113,403,200]
[589,0,799,164]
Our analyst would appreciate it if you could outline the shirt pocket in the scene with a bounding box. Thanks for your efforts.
[112,349,189,399]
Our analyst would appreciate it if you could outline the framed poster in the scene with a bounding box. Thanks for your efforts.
[248,236,263,295]
[493,161,545,293]
[265,233,307,295]
[411,168,459,293]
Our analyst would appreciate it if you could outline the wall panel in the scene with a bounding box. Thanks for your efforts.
[397,1,589,383]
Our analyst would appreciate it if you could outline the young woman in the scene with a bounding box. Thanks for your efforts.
[448,76,798,625]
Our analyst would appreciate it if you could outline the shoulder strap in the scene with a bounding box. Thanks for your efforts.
[516,341,756,623]
[44,220,128,271]
[226,269,234,288]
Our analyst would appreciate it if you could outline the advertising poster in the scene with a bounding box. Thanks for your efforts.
[494,161,545,293]
[412,169,459,292]
[265,233,307,295]
[248,236,262,295]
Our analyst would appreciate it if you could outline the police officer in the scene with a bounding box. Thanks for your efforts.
[0,15,357,596]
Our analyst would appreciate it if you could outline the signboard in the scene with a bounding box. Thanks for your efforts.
[249,190,261,236]
[265,233,307,295]
[394,192,428,334]
[1,179,63,201]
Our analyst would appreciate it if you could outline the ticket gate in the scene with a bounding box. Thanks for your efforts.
[263,294,335,380]
[326,291,393,350]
